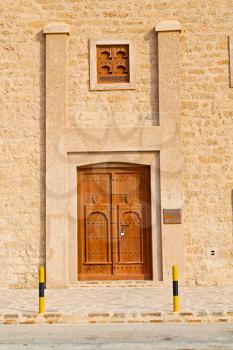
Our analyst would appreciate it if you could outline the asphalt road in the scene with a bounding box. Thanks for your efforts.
[0,324,233,349]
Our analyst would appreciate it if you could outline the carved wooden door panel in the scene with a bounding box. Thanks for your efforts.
[78,171,113,279]
[113,170,152,279]
[78,166,152,280]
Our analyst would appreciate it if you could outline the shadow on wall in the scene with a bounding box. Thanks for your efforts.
[144,29,159,126]
[36,30,46,267]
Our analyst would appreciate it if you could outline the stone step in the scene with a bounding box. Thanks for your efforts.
[68,281,165,288]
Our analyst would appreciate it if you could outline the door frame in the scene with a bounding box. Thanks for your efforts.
[67,153,162,283]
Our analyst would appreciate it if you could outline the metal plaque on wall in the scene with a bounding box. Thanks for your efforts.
[163,209,182,224]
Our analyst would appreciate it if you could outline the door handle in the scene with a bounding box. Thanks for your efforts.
[120,224,130,236]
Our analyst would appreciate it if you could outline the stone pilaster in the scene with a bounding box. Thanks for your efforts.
[43,23,70,287]
[155,21,184,283]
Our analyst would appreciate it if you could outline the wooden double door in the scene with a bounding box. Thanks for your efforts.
[78,165,152,280]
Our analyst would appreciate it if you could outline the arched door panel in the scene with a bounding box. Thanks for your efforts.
[117,206,144,264]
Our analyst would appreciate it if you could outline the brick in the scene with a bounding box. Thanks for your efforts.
[112,313,125,318]
[211,312,226,317]
[43,313,62,318]
[3,314,19,325]
[179,312,194,317]
[196,311,209,317]
[141,312,162,317]
[88,313,110,318]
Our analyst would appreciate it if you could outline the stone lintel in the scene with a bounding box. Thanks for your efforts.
[155,20,181,32]
[43,22,70,35]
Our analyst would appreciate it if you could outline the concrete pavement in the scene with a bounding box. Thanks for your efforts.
[0,324,233,349]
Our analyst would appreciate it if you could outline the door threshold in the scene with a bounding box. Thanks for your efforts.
[68,280,164,288]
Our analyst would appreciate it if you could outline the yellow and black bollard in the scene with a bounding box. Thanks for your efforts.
[172,265,179,312]
[39,266,45,313]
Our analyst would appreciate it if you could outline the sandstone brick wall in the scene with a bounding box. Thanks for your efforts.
[0,0,233,287]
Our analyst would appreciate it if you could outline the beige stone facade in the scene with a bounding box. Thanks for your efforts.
[0,0,233,288]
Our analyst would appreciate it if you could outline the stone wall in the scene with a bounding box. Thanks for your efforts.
[0,0,233,287]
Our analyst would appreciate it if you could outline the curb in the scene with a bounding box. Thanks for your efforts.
[1,311,233,325]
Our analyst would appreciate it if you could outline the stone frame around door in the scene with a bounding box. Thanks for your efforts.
[43,20,184,288]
